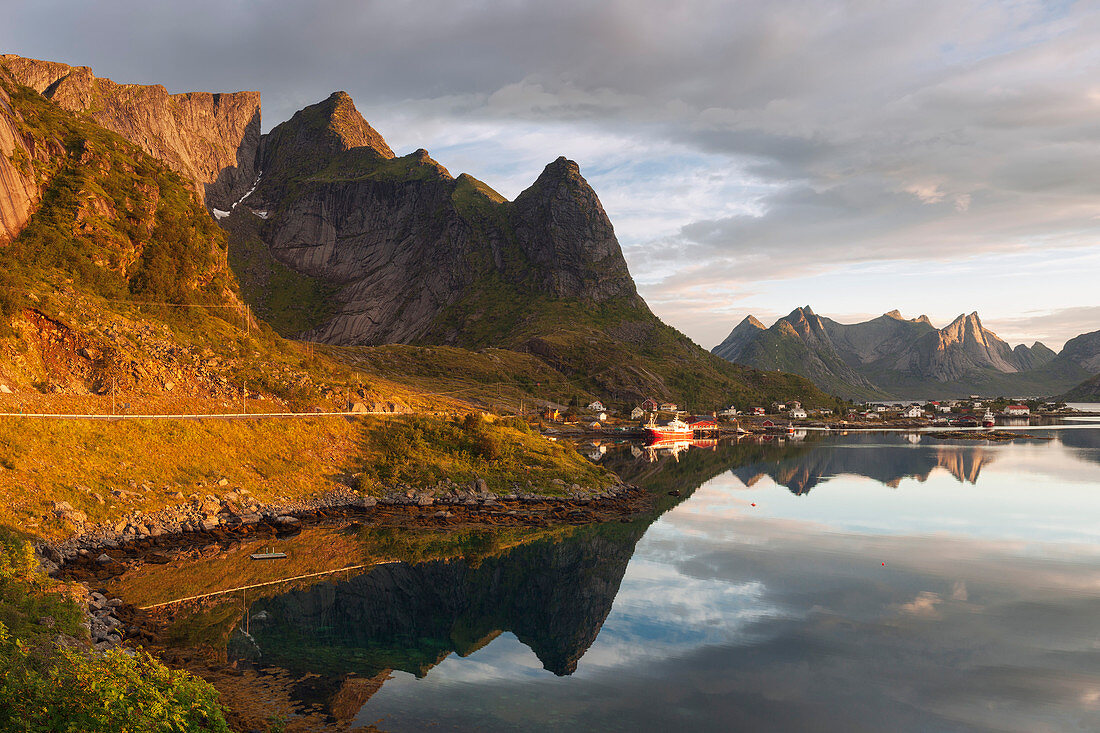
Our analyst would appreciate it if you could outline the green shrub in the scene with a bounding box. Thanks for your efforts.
[0,529,230,732]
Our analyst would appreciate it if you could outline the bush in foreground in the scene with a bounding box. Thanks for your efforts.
[0,529,229,732]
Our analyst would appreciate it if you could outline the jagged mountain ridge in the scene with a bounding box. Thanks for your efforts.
[223,89,837,407]
[713,310,883,400]
[0,54,260,209]
[714,306,1097,399]
[244,91,642,346]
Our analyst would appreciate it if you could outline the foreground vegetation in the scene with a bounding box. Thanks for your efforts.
[0,528,229,732]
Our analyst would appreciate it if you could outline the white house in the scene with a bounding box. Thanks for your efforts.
[596,411,608,422]
[1005,404,1031,416]
[789,408,808,419]
[874,405,888,413]
[901,405,923,419]
[630,407,646,420]
[587,401,606,412]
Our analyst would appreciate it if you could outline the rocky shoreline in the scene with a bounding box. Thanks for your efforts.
[36,480,640,571]
[37,480,645,667]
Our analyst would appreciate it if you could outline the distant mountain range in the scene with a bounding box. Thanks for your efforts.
[713,306,1100,399]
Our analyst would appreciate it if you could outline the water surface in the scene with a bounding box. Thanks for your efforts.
[208,424,1100,731]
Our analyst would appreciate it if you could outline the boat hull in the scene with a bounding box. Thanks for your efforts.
[644,427,694,441]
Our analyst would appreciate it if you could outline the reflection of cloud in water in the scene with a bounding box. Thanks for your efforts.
[360,430,1100,732]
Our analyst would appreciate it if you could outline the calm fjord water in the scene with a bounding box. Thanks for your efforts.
[262,424,1100,731]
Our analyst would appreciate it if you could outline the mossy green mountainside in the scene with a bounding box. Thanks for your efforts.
[1059,372,1100,403]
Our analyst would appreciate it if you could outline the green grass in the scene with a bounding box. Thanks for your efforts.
[355,413,616,494]
[0,528,229,732]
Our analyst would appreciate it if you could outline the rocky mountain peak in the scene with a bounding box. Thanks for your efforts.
[743,315,765,329]
[260,91,393,175]
[512,157,638,302]
[317,91,394,158]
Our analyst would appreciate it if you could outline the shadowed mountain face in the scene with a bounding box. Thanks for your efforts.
[245,91,642,347]
[714,306,1097,399]
[237,524,645,681]
[220,90,838,407]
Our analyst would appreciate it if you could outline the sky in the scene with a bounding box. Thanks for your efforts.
[4,0,1099,350]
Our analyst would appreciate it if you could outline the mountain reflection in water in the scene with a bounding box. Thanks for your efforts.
[217,427,1100,731]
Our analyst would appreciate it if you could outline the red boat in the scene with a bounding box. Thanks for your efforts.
[643,418,693,441]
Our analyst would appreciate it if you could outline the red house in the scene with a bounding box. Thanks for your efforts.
[686,416,717,430]
[752,407,766,416]
[640,398,659,411]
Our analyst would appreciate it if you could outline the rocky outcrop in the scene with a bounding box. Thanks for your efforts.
[512,156,639,303]
[0,54,260,209]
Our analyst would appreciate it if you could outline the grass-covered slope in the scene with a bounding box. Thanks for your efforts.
[0,528,229,731]
[1059,373,1100,402]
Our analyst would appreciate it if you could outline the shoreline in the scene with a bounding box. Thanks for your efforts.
[38,481,645,571]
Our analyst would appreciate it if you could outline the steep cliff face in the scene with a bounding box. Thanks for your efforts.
[512,157,639,303]
[917,312,1019,380]
[0,54,260,209]
[0,77,40,243]
[243,93,643,346]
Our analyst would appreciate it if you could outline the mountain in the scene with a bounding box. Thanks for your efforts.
[0,54,260,209]
[1060,374,1100,402]
[1056,330,1100,373]
[243,92,642,346]
[215,90,839,408]
[0,54,837,412]
[715,307,1094,399]
[714,308,883,400]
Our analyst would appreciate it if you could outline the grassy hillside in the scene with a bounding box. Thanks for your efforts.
[1060,373,1100,402]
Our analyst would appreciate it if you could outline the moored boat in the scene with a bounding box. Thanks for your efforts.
[982,409,995,428]
[643,417,693,441]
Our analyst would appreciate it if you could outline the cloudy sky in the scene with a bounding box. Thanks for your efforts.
[5,0,1099,349]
